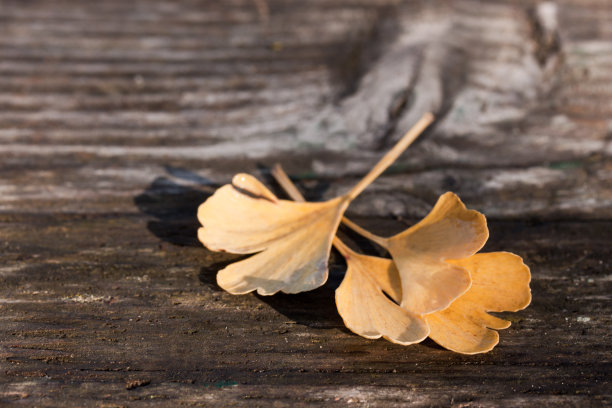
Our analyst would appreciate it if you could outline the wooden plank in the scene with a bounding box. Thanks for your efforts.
[1,213,610,405]
[0,0,610,406]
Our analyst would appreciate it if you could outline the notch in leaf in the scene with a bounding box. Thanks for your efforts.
[197,113,434,296]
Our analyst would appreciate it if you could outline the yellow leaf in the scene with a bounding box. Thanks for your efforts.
[199,174,348,295]
[344,192,488,314]
[273,164,531,352]
[425,252,532,354]
[335,241,429,345]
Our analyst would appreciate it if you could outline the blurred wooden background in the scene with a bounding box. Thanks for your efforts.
[0,0,610,406]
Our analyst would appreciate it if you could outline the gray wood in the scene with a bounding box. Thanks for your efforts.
[0,0,610,406]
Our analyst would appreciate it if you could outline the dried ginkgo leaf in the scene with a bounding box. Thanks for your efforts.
[334,239,429,345]
[272,165,429,345]
[273,164,531,352]
[343,193,488,315]
[199,174,348,295]
[425,252,532,354]
[198,113,434,296]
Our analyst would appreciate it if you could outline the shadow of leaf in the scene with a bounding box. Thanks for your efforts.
[198,250,351,331]
[134,167,217,247]
[253,259,350,330]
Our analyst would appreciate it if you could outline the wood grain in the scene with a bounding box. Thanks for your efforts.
[0,0,610,406]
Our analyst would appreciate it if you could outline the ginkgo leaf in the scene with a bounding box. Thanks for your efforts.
[198,113,434,296]
[199,173,348,295]
[273,164,531,352]
[343,192,488,314]
[425,252,532,354]
[334,240,429,345]
[271,165,429,345]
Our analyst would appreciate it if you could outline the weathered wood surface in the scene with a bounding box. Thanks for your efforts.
[0,0,610,406]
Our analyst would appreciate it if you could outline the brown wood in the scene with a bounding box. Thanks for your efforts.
[0,0,610,406]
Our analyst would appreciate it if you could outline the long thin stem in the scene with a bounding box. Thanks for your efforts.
[271,164,306,202]
[272,112,432,253]
[345,112,433,201]
[271,164,356,259]
[341,217,388,247]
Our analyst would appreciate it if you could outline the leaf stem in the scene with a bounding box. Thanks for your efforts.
[341,217,388,247]
[345,112,433,201]
[271,164,306,202]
